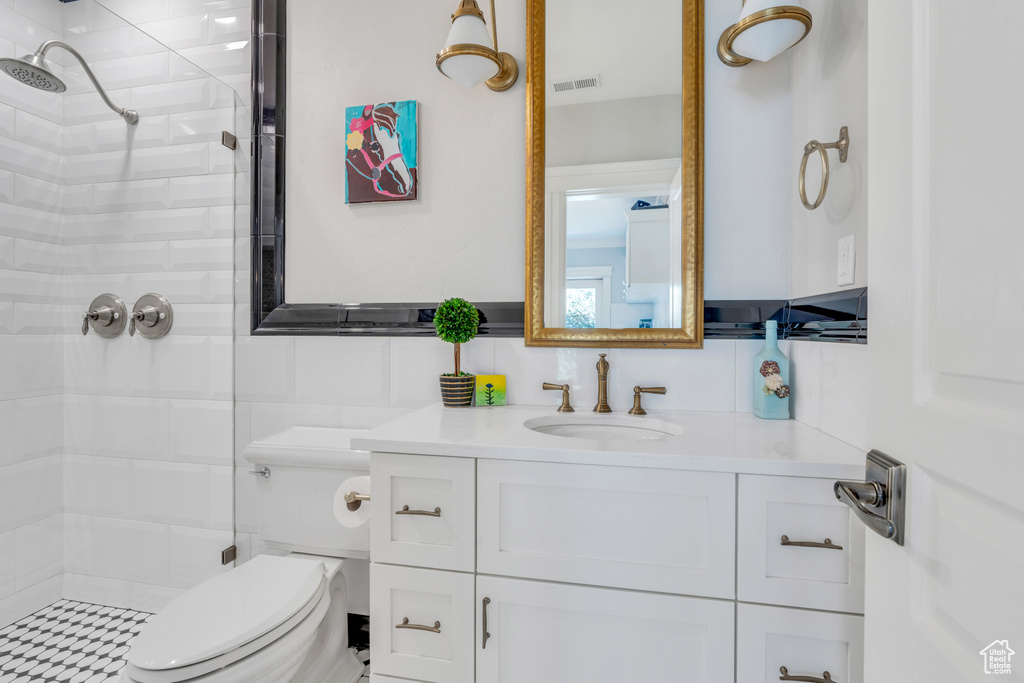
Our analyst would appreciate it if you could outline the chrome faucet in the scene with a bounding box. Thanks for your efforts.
[594,353,612,413]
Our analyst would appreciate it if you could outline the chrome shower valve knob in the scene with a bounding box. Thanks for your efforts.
[129,294,173,339]
[81,294,128,338]
[128,307,163,336]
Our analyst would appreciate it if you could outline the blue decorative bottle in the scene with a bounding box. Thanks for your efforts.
[753,320,790,419]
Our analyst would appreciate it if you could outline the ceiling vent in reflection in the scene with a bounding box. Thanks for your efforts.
[550,74,601,94]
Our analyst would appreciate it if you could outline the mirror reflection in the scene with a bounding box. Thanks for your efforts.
[543,0,684,331]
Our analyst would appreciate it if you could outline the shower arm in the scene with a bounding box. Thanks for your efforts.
[36,40,139,125]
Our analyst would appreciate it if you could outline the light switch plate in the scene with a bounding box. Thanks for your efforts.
[838,235,855,286]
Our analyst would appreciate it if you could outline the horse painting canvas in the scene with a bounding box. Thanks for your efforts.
[345,100,418,204]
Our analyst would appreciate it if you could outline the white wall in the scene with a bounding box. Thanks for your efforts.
[0,0,67,628]
[283,0,527,304]
[786,0,870,450]
[789,0,869,298]
[704,0,793,300]
[546,95,682,168]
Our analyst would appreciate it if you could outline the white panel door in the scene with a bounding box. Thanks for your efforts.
[866,1,1024,680]
[476,575,734,683]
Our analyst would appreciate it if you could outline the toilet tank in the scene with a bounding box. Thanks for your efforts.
[244,427,371,558]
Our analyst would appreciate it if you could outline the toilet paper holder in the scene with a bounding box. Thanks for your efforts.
[344,491,370,512]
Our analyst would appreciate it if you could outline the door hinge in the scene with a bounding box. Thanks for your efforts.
[221,545,238,565]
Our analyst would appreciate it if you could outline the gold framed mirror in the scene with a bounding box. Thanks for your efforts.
[525,0,704,348]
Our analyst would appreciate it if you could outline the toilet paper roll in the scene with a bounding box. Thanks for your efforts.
[334,476,371,528]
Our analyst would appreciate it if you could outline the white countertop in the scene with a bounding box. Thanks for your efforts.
[351,404,865,479]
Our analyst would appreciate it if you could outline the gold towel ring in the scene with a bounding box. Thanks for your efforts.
[799,126,850,210]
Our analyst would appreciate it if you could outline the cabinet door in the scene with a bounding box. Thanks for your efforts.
[737,474,865,613]
[370,453,476,571]
[370,563,475,683]
[476,575,734,683]
[478,459,735,598]
[736,602,863,683]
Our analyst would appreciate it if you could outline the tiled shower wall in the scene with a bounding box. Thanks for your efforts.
[60,0,243,613]
[1,0,246,624]
[0,0,66,629]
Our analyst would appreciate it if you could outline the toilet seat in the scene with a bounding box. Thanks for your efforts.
[125,555,328,683]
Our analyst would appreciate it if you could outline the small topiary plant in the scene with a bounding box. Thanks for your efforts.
[434,297,480,376]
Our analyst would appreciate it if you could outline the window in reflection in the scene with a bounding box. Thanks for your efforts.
[565,285,597,328]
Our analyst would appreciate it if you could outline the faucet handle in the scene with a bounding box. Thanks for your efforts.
[542,382,575,413]
[628,386,667,416]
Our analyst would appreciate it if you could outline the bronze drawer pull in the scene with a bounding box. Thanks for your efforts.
[779,666,835,682]
[396,617,441,633]
[780,535,843,550]
[396,505,442,517]
[482,597,491,649]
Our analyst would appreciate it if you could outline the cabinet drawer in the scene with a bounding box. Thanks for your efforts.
[737,602,863,683]
[477,575,734,683]
[370,453,475,571]
[370,563,475,683]
[737,474,865,613]
[478,460,735,598]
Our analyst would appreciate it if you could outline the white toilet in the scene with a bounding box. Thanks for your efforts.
[121,427,372,683]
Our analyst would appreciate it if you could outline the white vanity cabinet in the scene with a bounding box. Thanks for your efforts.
[476,575,734,683]
[369,453,476,572]
[736,602,864,683]
[477,460,736,598]
[737,474,865,613]
[368,453,864,683]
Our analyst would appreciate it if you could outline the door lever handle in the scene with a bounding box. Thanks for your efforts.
[833,450,906,545]
[834,480,895,540]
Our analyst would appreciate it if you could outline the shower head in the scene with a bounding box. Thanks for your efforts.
[0,54,67,93]
[0,41,137,125]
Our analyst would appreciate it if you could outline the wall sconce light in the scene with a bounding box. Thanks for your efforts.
[436,0,519,92]
[717,0,812,67]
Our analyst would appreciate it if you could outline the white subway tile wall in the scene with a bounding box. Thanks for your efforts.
[1,0,246,625]
[0,0,65,629]
[57,0,246,614]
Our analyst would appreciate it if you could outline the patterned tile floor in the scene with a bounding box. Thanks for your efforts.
[0,600,151,683]
[1,600,373,683]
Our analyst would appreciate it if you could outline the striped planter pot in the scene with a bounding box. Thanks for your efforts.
[439,375,475,407]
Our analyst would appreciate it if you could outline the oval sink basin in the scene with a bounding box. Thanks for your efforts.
[523,415,683,441]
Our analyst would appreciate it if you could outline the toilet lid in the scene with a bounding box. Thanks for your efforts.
[129,554,326,671]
